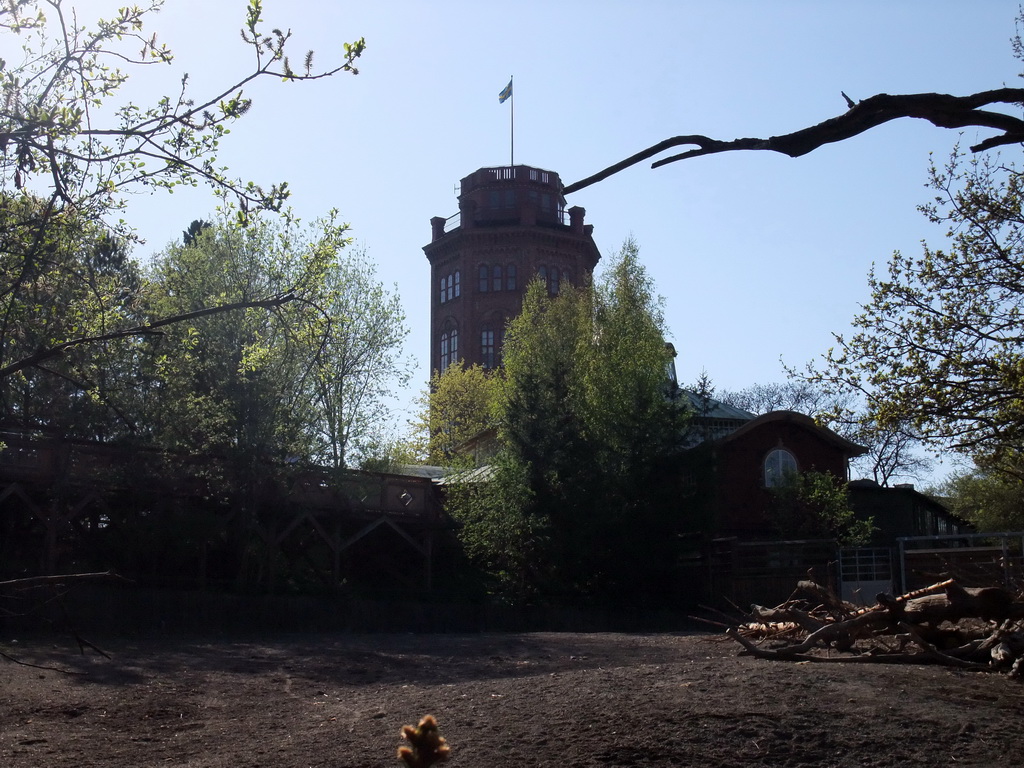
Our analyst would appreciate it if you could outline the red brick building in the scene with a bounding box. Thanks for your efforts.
[423,165,601,374]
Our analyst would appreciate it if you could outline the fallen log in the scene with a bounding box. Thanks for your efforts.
[726,579,1024,678]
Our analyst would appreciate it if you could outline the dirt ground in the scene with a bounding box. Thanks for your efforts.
[2,630,1023,768]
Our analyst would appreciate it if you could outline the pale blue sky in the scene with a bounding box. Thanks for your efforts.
[58,1,1023,454]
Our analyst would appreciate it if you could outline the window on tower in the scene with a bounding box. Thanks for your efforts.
[440,331,449,370]
[550,269,560,296]
[440,271,461,304]
[481,327,495,369]
[507,264,517,291]
[538,265,548,292]
[492,264,503,292]
[479,264,489,292]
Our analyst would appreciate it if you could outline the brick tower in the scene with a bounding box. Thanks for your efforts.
[424,165,601,374]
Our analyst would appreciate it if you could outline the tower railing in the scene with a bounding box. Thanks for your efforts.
[442,212,460,233]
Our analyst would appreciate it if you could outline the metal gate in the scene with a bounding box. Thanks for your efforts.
[897,532,1024,591]
[839,547,893,605]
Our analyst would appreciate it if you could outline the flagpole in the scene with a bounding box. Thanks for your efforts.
[509,75,514,166]
[499,76,514,166]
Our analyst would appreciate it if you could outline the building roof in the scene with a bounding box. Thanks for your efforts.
[683,390,758,422]
[719,410,868,457]
[680,390,756,446]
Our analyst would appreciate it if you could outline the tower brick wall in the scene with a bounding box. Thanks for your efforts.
[423,165,601,374]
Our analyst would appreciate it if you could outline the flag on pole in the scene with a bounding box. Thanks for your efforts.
[498,78,513,104]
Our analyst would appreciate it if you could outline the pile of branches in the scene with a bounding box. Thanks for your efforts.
[723,579,1024,679]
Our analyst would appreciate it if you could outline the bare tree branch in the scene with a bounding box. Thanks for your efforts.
[564,89,1024,195]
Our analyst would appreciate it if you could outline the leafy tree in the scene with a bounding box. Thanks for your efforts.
[418,361,500,466]
[0,194,144,435]
[142,211,340,464]
[929,464,1024,532]
[1,0,364,223]
[0,0,364,385]
[182,219,212,247]
[766,470,874,546]
[308,247,411,469]
[806,147,1024,479]
[449,239,692,604]
[141,211,349,587]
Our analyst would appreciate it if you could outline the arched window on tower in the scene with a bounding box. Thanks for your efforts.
[479,264,489,292]
[506,264,517,291]
[538,265,548,292]
[454,270,461,298]
[492,264,503,292]
[550,269,560,296]
[481,326,496,369]
[446,273,454,302]
[440,322,460,371]
[439,276,447,304]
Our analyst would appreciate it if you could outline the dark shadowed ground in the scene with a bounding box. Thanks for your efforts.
[2,631,1023,767]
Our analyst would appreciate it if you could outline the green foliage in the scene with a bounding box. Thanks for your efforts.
[142,211,335,463]
[931,463,1024,532]
[142,210,409,467]
[0,0,363,393]
[308,246,411,468]
[420,362,501,466]
[442,453,545,602]
[810,147,1024,477]
[0,0,364,226]
[0,194,144,433]
[766,470,874,546]
[447,239,693,605]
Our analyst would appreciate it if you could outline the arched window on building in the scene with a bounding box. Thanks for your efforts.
[440,323,460,371]
[764,448,798,488]
[478,264,489,292]
[538,265,548,292]
[440,272,461,304]
[506,264,517,291]
[449,327,459,365]
[492,264,503,292]
[481,326,496,369]
[550,268,560,296]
